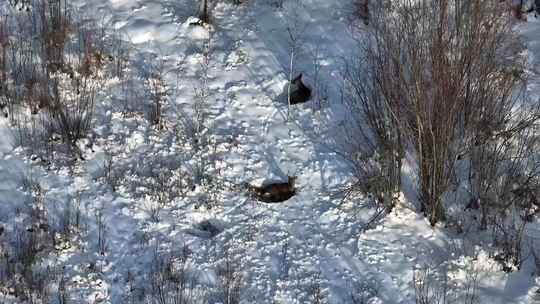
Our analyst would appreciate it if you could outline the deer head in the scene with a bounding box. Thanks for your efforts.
[287,176,297,191]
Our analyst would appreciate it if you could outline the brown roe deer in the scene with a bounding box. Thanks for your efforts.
[246,176,297,203]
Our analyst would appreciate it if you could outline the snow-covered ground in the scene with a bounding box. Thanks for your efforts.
[1,0,540,303]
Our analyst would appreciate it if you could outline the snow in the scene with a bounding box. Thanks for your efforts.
[1,0,540,303]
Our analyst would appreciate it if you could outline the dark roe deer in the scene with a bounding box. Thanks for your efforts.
[289,74,311,105]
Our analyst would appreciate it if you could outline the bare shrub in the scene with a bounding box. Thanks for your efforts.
[352,0,370,25]
[3,0,109,161]
[178,79,218,193]
[39,0,71,73]
[11,114,55,166]
[413,263,479,304]
[43,73,98,153]
[349,279,379,304]
[413,266,448,304]
[95,206,107,255]
[0,15,9,117]
[271,0,286,10]
[468,104,540,229]
[0,175,63,304]
[284,0,307,119]
[120,72,143,115]
[146,167,188,220]
[529,238,540,276]
[342,54,403,216]
[349,0,534,226]
[109,32,130,79]
[8,0,32,11]
[173,43,224,209]
[147,244,206,304]
[215,248,244,304]
[179,44,212,154]
[491,213,528,271]
[57,269,69,304]
[307,272,328,304]
[144,66,168,129]
[198,0,210,24]
[101,151,123,192]
[125,155,191,221]
[278,240,290,280]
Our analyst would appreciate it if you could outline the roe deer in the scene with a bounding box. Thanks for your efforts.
[356,0,369,25]
[246,176,297,203]
[289,74,311,105]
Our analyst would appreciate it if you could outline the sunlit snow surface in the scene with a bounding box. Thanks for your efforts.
[1,1,540,303]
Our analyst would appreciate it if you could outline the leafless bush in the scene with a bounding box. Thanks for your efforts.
[491,213,528,271]
[0,176,63,304]
[0,15,9,117]
[307,272,328,304]
[39,0,71,73]
[529,239,540,276]
[144,62,169,128]
[278,240,290,280]
[468,105,540,229]
[308,47,328,111]
[198,0,210,24]
[270,0,286,10]
[101,151,123,192]
[58,197,73,241]
[413,266,448,304]
[147,244,206,304]
[125,155,191,221]
[11,114,54,166]
[95,206,107,256]
[349,279,379,304]
[173,44,224,208]
[413,263,479,304]
[352,0,370,25]
[43,74,98,153]
[109,32,130,79]
[215,247,244,304]
[176,94,218,198]
[57,269,69,304]
[8,0,32,11]
[348,0,534,226]
[146,167,189,221]
[177,44,212,154]
[2,8,44,118]
[342,54,403,215]
[3,0,108,161]
[284,0,308,119]
[120,72,143,115]
[42,12,106,148]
